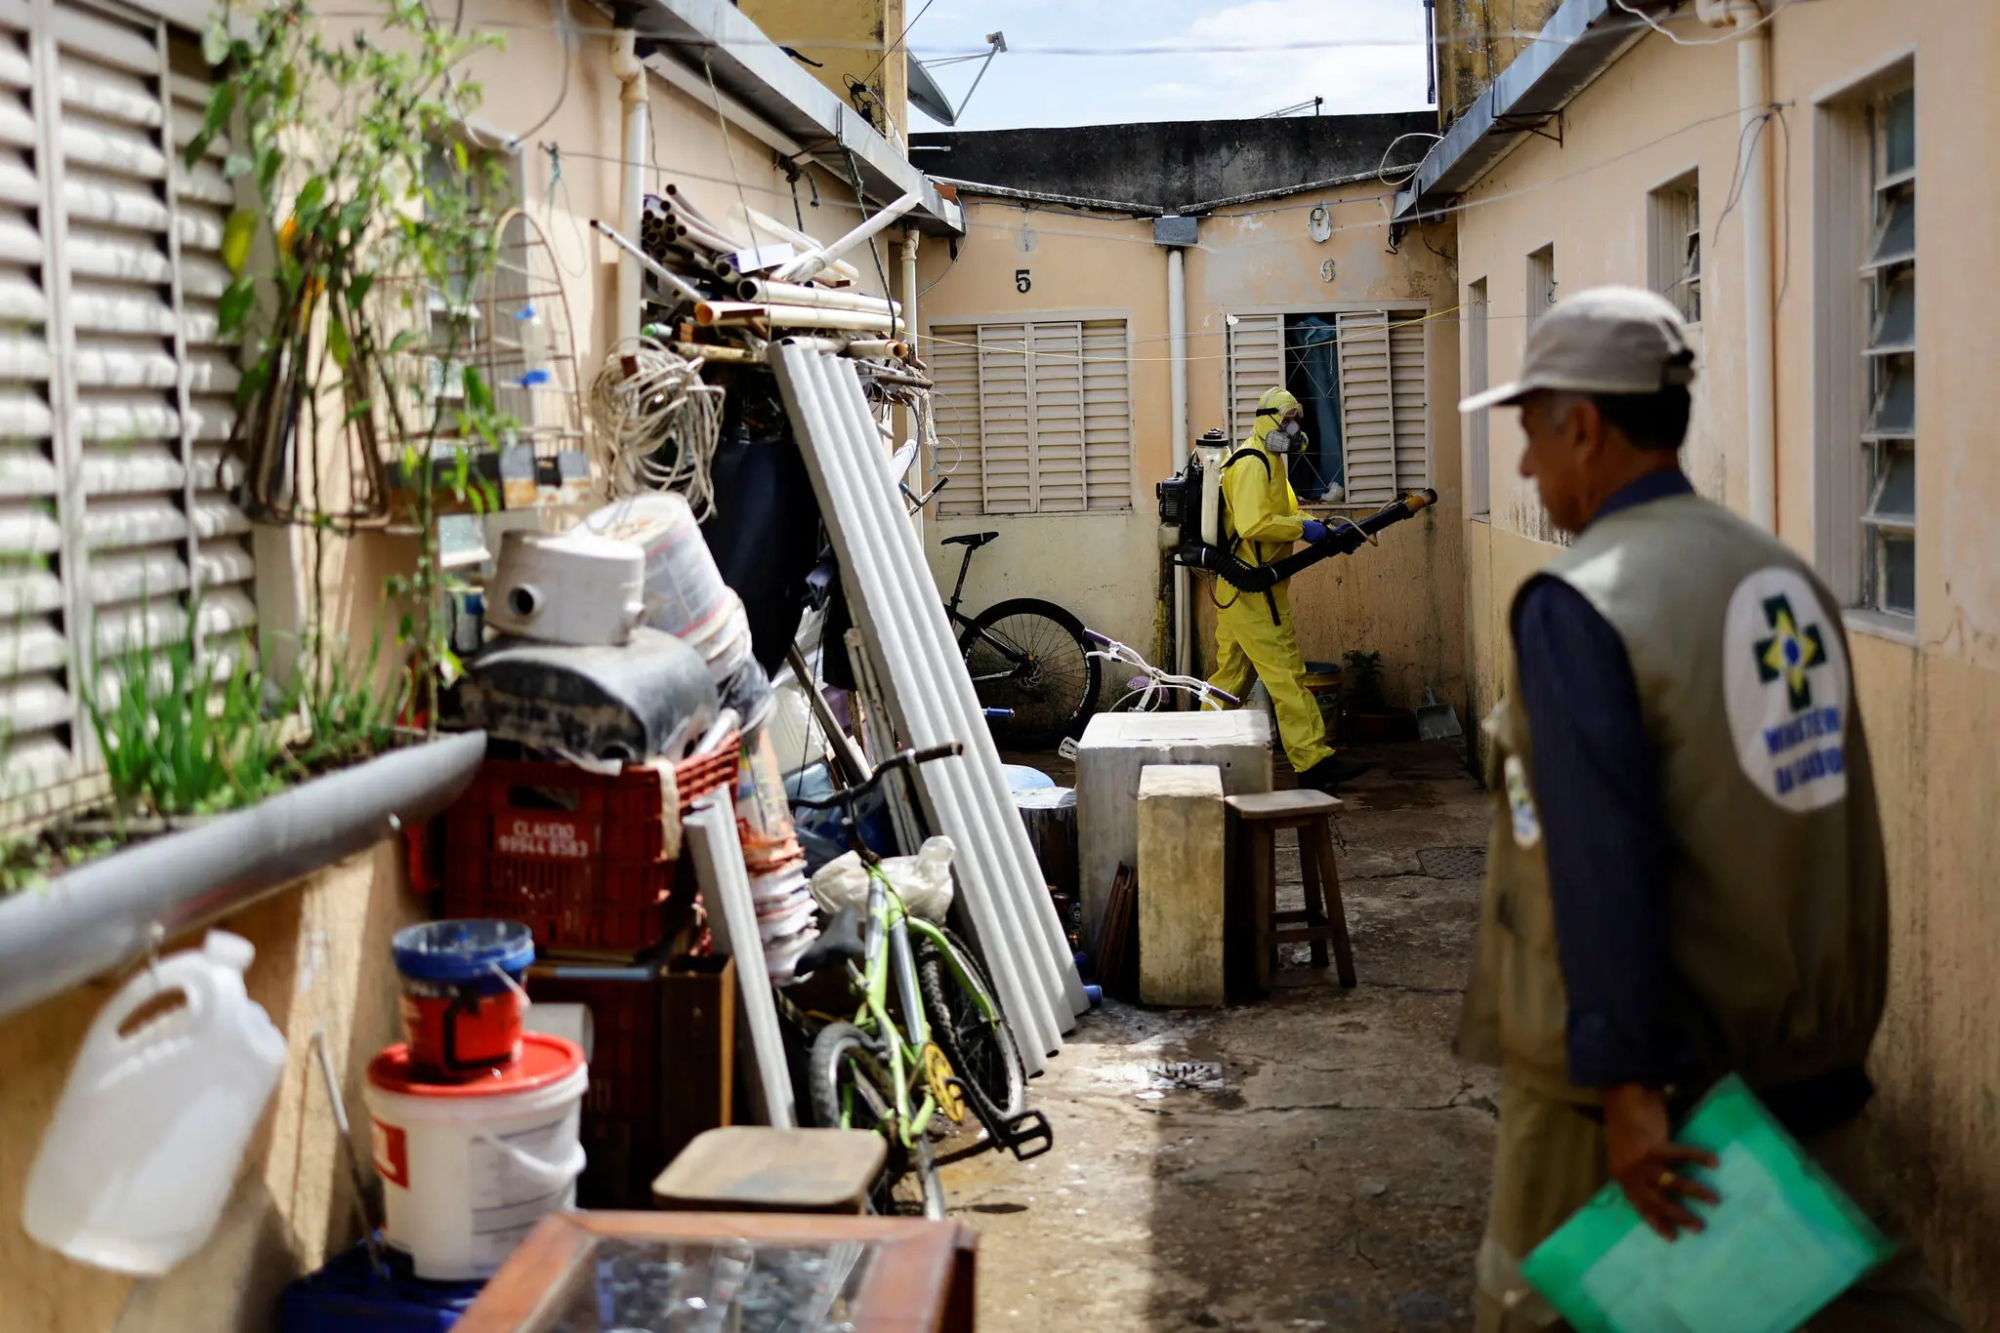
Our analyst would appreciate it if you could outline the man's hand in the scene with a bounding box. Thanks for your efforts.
[1299,518,1329,543]
[1601,1083,1719,1240]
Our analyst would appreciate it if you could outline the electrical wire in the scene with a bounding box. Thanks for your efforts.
[505,0,573,150]
[1378,131,1444,188]
[1608,0,1794,47]
[859,0,940,93]
[588,338,726,514]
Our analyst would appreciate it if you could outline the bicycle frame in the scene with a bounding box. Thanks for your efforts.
[1085,632,1240,711]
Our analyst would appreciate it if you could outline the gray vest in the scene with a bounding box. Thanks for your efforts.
[1461,492,1888,1101]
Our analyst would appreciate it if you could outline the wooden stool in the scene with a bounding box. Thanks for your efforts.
[651,1127,887,1214]
[1225,790,1357,994]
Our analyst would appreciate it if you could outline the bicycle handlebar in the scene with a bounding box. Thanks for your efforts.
[791,742,964,812]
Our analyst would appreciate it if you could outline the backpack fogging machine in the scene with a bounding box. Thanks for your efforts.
[1156,428,1437,594]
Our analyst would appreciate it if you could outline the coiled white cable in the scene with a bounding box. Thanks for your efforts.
[587,337,725,516]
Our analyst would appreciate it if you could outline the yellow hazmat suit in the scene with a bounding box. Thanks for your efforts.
[1207,387,1335,775]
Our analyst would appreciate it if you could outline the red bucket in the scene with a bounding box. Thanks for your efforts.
[391,921,536,1079]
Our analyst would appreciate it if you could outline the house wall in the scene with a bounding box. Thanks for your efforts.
[0,0,909,1326]
[737,0,907,137]
[917,182,1465,712]
[1453,3,2000,1321]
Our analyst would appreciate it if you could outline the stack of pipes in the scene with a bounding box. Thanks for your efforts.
[611,183,924,375]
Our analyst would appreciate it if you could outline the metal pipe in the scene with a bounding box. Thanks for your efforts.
[900,227,919,350]
[611,29,647,343]
[774,192,922,285]
[771,347,1065,1063]
[815,352,1084,1029]
[734,278,902,317]
[592,219,705,306]
[697,301,897,334]
[1167,246,1191,679]
[0,732,487,1021]
[1735,0,1777,531]
[846,338,910,359]
[672,341,765,365]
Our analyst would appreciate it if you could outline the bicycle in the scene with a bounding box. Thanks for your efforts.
[789,743,1053,1218]
[1083,630,1241,714]
[912,479,1102,749]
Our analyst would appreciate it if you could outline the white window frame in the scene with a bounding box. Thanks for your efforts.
[1466,278,1489,518]
[1813,55,1917,632]
[926,312,1135,518]
[1647,169,1701,326]
[1526,243,1556,328]
[1218,302,1434,508]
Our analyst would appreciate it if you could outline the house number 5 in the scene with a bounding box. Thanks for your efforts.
[1015,269,1032,293]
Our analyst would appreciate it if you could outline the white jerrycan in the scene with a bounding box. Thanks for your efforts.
[23,930,287,1275]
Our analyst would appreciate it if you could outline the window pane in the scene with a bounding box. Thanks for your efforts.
[1864,444,1915,526]
[1884,87,1916,177]
[1868,188,1915,268]
[1868,271,1915,352]
[1866,357,1915,437]
[1881,532,1915,614]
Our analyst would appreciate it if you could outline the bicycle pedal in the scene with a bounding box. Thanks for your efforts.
[1001,1108,1054,1161]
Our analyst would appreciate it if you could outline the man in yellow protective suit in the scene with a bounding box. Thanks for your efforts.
[1208,387,1371,791]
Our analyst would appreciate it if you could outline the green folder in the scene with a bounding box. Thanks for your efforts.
[1520,1074,1896,1333]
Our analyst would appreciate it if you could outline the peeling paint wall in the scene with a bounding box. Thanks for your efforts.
[1435,0,1566,124]
[737,0,907,136]
[918,177,1464,713]
[1453,4,2000,1323]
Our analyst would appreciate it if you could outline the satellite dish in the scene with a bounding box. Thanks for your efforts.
[908,53,958,126]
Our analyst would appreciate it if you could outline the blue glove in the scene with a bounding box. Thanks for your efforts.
[1299,519,1329,543]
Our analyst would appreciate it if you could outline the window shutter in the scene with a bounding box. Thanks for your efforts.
[1025,320,1082,512]
[1338,309,1429,504]
[928,324,981,517]
[975,322,1032,515]
[1080,318,1130,511]
[1225,313,1282,445]
[0,1,253,799]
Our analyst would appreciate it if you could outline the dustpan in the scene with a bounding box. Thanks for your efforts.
[1416,684,1462,741]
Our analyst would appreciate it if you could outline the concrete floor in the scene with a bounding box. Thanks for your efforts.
[953,741,1500,1332]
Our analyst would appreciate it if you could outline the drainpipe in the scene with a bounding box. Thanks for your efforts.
[901,227,922,541]
[611,29,647,344]
[1734,0,1776,531]
[1166,245,1191,677]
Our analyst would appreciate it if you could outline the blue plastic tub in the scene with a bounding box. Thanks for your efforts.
[281,1240,484,1331]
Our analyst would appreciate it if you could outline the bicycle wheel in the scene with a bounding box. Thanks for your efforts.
[917,928,1027,1132]
[808,1022,944,1218]
[959,597,1101,749]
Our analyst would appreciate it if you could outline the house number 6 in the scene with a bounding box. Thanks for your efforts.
[1015,269,1032,293]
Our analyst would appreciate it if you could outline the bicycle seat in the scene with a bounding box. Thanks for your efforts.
[793,907,866,976]
[941,531,999,550]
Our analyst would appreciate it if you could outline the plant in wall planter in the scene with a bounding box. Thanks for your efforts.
[1339,650,1410,745]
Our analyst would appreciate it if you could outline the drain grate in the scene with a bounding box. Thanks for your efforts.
[1418,846,1487,879]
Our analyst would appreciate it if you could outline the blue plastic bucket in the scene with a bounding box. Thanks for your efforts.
[392,921,535,1076]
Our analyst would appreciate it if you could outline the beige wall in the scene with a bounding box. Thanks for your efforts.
[1453,3,2000,1320]
[918,181,1465,711]
[738,0,907,137]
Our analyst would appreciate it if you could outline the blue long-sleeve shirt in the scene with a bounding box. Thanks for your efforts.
[1511,469,1700,1090]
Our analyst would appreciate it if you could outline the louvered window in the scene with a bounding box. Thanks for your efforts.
[1221,308,1431,507]
[930,318,1131,517]
[0,0,252,803]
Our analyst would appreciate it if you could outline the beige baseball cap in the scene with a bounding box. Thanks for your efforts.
[1459,285,1697,412]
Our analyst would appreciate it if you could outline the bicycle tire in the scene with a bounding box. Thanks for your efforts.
[958,597,1101,749]
[917,927,1028,1132]
[807,1022,944,1218]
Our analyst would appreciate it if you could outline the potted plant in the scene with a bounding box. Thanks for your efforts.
[1340,650,1409,745]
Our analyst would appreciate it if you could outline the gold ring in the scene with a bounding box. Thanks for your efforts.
[1657,1170,1676,1189]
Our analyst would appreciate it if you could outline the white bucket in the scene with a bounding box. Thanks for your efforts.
[585,493,731,642]
[363,1032,588,1281]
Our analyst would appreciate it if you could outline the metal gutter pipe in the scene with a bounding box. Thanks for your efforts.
[611,28,648,344]
[1167,246,1191,677]
[1734,0,1778,531]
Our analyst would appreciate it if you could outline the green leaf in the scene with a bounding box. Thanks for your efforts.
[201,21,229,68]
[200,83,235,153]
[217,278,256,336]
[387,329,419,355]
[326,314,352,370]
[343,398,374,424]
[452,140,468,173]
[256,144,281,199]
[235,355,274,406]
[461,365,491,412]
[220,209,258,276]
[347,272,374,307]
[296,175,327,218]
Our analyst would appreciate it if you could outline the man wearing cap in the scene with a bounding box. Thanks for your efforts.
[1458,287,1958,1330]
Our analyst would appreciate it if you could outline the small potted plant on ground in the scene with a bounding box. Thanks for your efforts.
[1340,650,1409,744]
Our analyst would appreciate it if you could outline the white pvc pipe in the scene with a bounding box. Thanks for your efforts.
[1736,1,1776,531]
[775,193,922,285]
[772,347,1070,1061]
[823,360,1088,1028]
[737,278,902,317]
[729,203,863,283]
[698,301,897,334]
[901,229,922,543]
[611,30,647,346]
[1168,246,1191,677]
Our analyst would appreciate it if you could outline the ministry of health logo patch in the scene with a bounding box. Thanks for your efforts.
[1724,569,1850,812]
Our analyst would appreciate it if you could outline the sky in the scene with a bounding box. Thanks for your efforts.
[901,0,1436,132]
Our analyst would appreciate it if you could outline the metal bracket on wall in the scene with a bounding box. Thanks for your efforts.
[1492,110,1564,148]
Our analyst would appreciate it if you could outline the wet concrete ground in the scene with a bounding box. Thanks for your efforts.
[954,741,1498,1332]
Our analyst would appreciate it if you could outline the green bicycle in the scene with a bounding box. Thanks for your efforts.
[791,743,1052,1218]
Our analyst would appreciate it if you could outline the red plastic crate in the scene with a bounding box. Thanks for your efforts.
[524,962,671,1210]
[441,741,737,955]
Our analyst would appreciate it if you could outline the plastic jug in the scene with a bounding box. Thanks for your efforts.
[23,930,287,1275]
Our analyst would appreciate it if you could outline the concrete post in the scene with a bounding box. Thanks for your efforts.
[1137,764,1227,1007]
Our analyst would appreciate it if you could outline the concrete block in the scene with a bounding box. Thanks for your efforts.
[1137,765,1227,1007]
[1075,710,1272,946]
